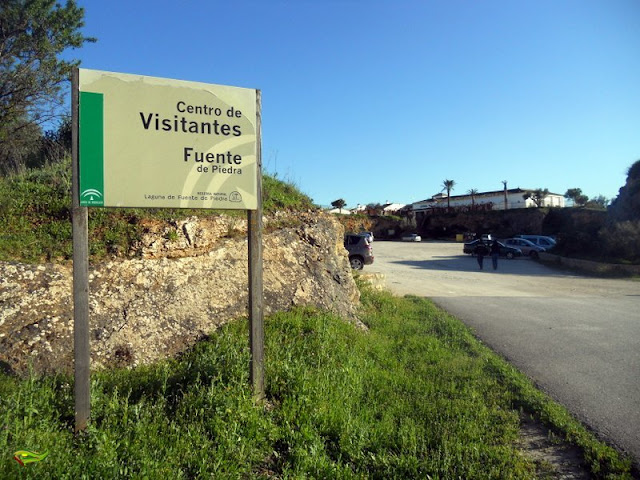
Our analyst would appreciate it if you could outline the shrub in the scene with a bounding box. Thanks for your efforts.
[0,161,316,263]
[599,220,640,263]
[262,174,315,212]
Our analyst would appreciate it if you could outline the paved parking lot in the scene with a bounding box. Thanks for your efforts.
[369,240,640,463]
[371,240,636,298]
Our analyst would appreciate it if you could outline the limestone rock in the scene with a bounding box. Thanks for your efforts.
[0,212,361,375]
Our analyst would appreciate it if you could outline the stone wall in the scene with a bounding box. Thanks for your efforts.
[539,253,640,275]
[418,208,548,239]
[415,207,607,241]
[0,212,361,376]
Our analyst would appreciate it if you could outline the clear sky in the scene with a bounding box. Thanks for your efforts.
[73,0,640,208]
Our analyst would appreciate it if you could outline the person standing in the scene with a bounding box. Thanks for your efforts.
[475,241,489,269]
[490,240,501,270]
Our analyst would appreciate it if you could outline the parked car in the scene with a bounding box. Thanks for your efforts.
[502,238,546,258]
[515,235,556,249]
[359,231,374,242]
[401,233,422,242]
[463,240,523,259]
[344,234,374,270]
[463,233,492,242]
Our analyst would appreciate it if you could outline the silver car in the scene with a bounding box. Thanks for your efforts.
[344,234,374,269]
[516,235,556,248]
[401,233,422,242]
[502,238,545,258]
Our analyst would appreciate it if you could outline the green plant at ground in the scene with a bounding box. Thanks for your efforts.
[0,288,632,478]
[599,220,640,263]
[262,174,315,212]
[0,159,73,262]
[0,161,316,263]
[164,229,179,243]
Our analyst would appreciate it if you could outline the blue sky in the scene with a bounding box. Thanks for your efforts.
[73,0,640,208]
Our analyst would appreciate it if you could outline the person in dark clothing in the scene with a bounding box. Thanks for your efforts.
[475,241,489,269]
[490,240,501,270]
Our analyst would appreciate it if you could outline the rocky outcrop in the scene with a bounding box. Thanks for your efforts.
[0,212,361,376]
[608,159,640,222]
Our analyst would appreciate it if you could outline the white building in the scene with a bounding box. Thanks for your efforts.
[345,202,406,215]
[381,203,406,214]
[327,207,351,215]
[412,188,565,215]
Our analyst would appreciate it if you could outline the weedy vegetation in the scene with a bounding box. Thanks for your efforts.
[0,158,315,263]
[0,285,633,478]
[0,160,634,478]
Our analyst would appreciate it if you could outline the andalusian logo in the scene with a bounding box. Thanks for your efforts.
[81,188,103,203]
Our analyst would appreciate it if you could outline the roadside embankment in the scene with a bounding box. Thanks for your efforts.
[0,212,362,376]
[539,252,640,276]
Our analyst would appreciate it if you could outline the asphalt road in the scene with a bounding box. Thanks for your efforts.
[368,240,640,464]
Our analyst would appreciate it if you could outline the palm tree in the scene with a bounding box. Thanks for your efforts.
[468,188,479,207]
[442,179,455,210]
[502,180,508,210]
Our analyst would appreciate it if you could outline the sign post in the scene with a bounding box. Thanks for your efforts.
[71,68,90,432]
[248,91,264,399]
[72,68,264,431]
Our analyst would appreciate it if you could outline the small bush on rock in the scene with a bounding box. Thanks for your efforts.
[599,220,640,263]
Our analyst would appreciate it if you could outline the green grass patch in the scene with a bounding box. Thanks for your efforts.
[0,159,316,263]
[262,174,315,213]
[0,287,632,478]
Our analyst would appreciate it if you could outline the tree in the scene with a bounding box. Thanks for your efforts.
[365,202,383,215]
[564,188,588,207]
[608,159,640,222]
[0,112,41,174]
[585,195,609,210]
[442,179,455,209]
[331,198,347,213]
[467,188,478,207]
[600,160,640,260]
[0,0,95,173]
[523,188,549,207]
[25,115,72,170]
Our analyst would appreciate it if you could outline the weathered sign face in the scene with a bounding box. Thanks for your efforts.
[78,69,258,210]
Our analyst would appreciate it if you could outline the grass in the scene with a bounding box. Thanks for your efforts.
[262,174,315,213]
[0,161,634,477]
[0,285,633,479]
[0,158,316,263]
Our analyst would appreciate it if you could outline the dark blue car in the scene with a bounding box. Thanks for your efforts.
[463,240,522,259]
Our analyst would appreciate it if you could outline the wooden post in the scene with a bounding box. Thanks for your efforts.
[248,90,264,400]
[71,68,91,432]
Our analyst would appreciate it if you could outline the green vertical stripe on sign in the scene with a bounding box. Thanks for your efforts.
[79,92,104,206]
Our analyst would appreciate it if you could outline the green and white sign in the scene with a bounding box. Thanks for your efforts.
[78,69,258,209]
